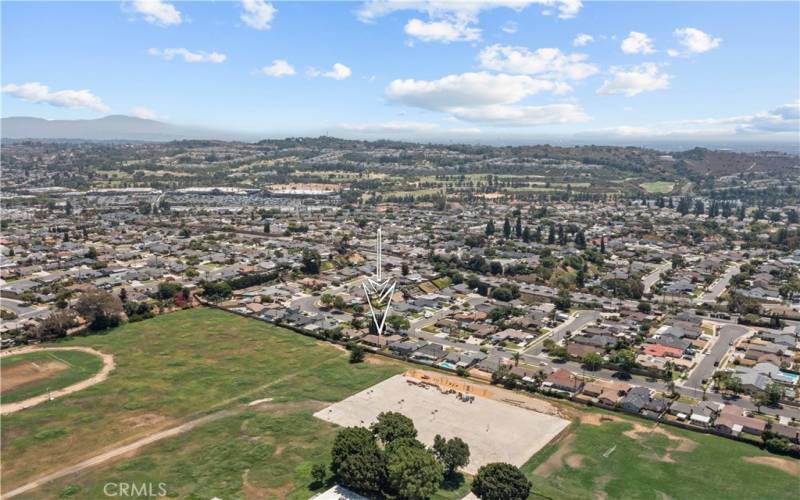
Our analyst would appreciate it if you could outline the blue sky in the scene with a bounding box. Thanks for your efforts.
[2,1,799,143]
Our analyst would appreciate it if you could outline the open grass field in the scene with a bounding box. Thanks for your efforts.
[2,308,406,499]
[522,409,799,500]
[640,181,675,193]
[1,350,104,404]
[4,309,797,499]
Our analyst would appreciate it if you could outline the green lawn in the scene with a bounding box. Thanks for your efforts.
[522,409,799,499]
[432,276,452,289]
[2,308,404,498]
[640,181,675,193]
[1,350,104,404]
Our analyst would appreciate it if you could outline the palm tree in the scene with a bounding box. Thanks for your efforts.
[512,352,521,367]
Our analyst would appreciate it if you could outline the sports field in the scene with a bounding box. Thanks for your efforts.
[1,349,104,404]
[640,181,675,193]
[1,308,406,499]
[523,409,799,499]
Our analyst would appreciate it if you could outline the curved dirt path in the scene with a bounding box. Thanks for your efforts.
[2,398,299,499]
[1,346,115,415]
[2,408,238,499]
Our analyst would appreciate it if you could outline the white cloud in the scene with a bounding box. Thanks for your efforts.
[735,102,799,133]
[502,21,518,34]
[446,103,589,126]
[387,72,567,109]
[358,1,582,43]
[597,63,670,96]
[621,31,655,54]
[588,102,800,138]
[308,63,352,80]
[131,0,182,26]
[770,101,800,120]
[130,106,157,120]
[405,18,480,43]
[385,71,587,126]
[667,49,680,58]
[258,59,296,77]
[2,82,110,112]
[572,33,594,47]
[478,45,598,80]
[148,48,226,63]
[358,1,582,22]
[240,0,276,30]
[672,27,721,54]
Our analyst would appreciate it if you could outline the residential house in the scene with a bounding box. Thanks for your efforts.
[543,368,583,394]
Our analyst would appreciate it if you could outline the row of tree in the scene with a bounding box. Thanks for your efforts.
[485,217,594,250]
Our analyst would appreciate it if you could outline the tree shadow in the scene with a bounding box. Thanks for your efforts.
[441,472,465,491]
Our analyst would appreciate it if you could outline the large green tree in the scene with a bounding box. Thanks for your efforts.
[371,411,417,445]
[74,289,124,330]
[582,352,603,371]
[471,462,532,500]
[385,443,443,500]
[330,427,385,496]
[302,248,322,274]
[432,435,470,475]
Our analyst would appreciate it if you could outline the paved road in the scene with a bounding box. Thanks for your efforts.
[0,298,52,320]
[695,263,740,305]
[291,276,367,314]
[409,295,487,335]
[683,324,750,390]
[642,262,672,294]
[525,310,600,355]
[681,387,800,420]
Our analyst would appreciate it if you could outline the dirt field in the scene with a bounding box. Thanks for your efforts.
[742,456,800,476]
[314,373,569,474]
[1,360,69,392]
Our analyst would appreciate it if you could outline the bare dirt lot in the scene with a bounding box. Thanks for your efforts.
[314,373,569,474]
[742,456,800,476]
[1,360,69,392]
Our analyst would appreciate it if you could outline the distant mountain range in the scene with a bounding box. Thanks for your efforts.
[1,115,255,142]
[2,115,798,155]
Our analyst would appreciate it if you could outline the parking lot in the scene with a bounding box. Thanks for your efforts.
[314,374,569,474]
